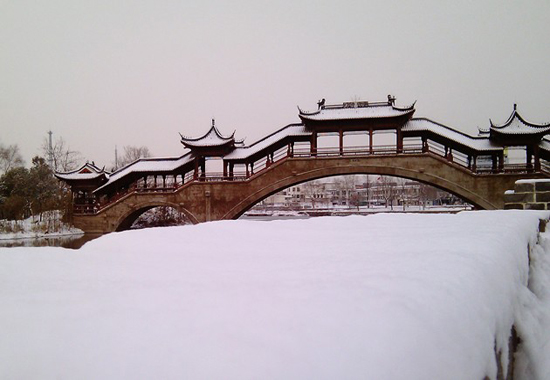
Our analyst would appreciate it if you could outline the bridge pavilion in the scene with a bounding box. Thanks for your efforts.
[55,96,550,219]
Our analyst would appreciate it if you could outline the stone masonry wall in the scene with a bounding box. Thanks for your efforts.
[504,179,550,210]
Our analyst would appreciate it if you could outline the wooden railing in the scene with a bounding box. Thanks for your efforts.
[73,142,547,215]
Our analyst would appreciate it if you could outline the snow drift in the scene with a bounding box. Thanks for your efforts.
[1,211,549,379]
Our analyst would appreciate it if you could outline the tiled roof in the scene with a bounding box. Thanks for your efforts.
[403,119,502,152]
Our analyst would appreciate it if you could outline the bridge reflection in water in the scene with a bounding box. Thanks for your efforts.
[55,97,550,234]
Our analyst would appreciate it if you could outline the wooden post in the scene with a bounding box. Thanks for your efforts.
[311,131,317,156]
[472,156,477,172]
[246,163,250,178]
[422,137,428,153]
[534,145,541,171]
[396,128,403,153]
[194,157,199,179]
[527,146,533,170]
[223,162,227,178]
[499,152,504,172]
[339,130,344,155]
[369,128,373,154]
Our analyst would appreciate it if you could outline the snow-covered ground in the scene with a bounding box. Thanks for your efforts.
[0,212,549,379]
[0,212,83,241]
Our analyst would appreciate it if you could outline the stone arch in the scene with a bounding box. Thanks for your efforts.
[115,201,199,232]
[222,163,497,220]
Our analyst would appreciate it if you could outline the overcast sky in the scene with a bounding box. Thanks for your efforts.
[1,0,549,168]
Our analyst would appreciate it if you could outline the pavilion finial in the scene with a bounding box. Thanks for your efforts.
[513,103,517,111]
[212,118,215,128]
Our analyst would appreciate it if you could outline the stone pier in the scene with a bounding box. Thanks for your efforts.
[504,179,550,210]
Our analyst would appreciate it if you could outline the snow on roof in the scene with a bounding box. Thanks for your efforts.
[180,122,242,148]
[480,107,550,136]
[299,102,414,121]
[55,162,108,181]
[224,124,310,160]
[539,138,550,153]
[93,153,194,193]
[403,118,502,152]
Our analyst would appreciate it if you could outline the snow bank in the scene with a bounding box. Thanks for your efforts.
[0,211,548,379]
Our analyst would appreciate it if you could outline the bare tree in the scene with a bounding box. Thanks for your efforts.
[377,176,397,210]
[0,143,24,175]
[42,136,82,172]
[116,146,152,169]
[333,175,358,207]
[417,183,438,209]
[301,180,325,209]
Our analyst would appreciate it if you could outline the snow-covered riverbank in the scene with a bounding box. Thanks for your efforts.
[1,212,549,379]
[0,212,83,242]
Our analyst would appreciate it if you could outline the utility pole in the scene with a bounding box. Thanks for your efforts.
[48,131,54,169]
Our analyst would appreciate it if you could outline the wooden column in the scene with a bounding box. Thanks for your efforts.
[422,137,428,153]
[339,130,344,155]
[369,128,373,154]
[498,152,504,172]
[396,128,403,153]
[527,146,533,169]
[534,145,541,171]
[472,156,477,172]
[311,131,317,156]
[200,157,206,180]
[193,157,199,179]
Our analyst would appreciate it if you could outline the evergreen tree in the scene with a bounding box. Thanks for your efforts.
[28,156,59,220]
[0,166,31,220]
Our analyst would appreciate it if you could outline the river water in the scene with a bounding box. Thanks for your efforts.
[0,234,103,249]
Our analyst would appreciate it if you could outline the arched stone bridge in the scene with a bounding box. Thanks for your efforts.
[72,151,547,234]
[58,97,550,233]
